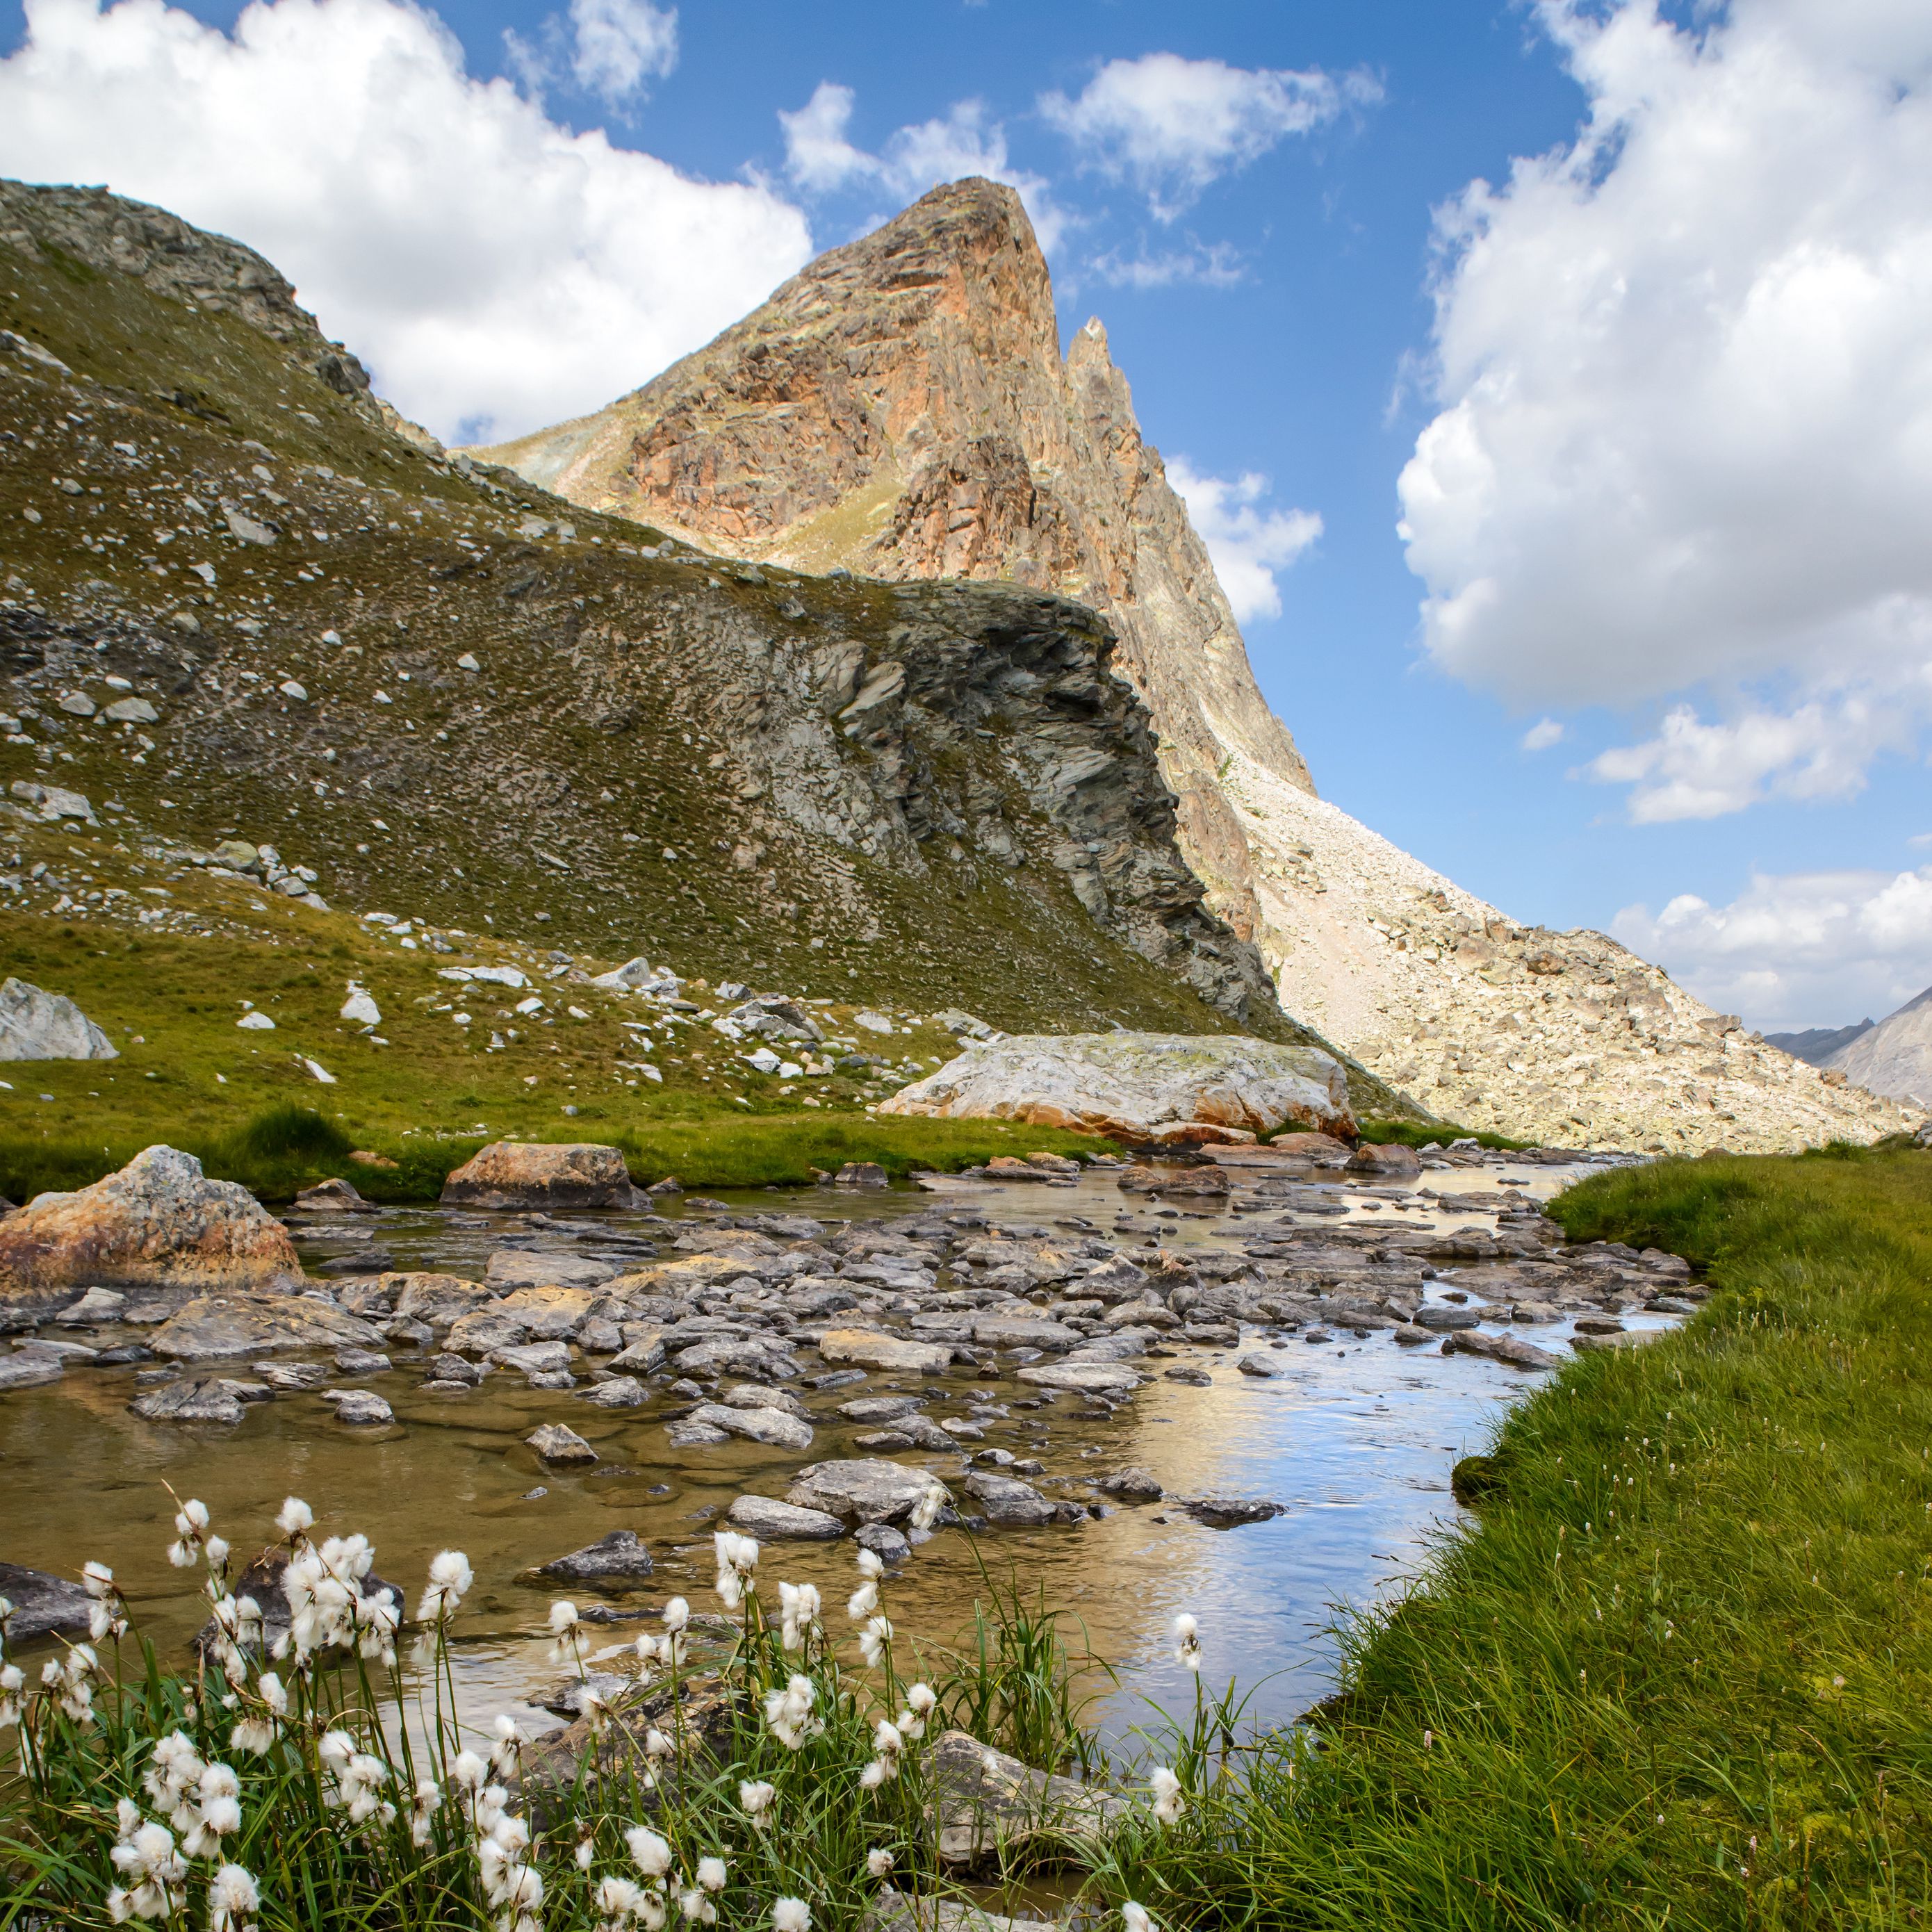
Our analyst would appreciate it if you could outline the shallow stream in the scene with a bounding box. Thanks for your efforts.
[1,1151,1675,1749]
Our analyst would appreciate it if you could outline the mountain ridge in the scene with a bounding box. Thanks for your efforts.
[479,177,1914,1155]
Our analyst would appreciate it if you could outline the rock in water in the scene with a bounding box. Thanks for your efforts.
[0,1560,92,1638]
[537,1529,654,1582]
[926,1728,1128,1867]
[150,1294,384,1361]
[725,1495,846,1541]
[1346,1141,1423,1178]
[0,977,117,1060]
[129,1377,247,1425]
[0,1146,301,1316]
[441,1142,647,1210]
[527,1423,598,1465]
[294,1177,378,1213]
[881,1033,1354,1145]
[785,1459,944,1525]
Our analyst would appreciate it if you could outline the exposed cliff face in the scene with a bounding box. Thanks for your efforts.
[482,175,1915,1153]
[476,180,1309,947]
[0,174,1377,1072]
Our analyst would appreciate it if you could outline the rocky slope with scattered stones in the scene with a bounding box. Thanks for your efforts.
[482,177,1914,1154]
[0,173,1421,1097]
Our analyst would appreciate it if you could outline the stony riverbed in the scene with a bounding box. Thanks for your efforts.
[0,1143,1694,1741]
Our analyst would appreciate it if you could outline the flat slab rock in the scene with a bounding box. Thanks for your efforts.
[927,1728,1129,1866]
[129,1376,247,1425]
[537,1529,654,1582]
[817,1327,951,1375]
[1180,1497,1286,1529]
[683,1402,814,1450]
[0,1145,300,1314]
[484,1249,619,1292]
[441,1140,648,1211]
[786,1458,943,1525]
[149,1293,384,1362]
[1015,1361,1140,1398]
[0,1559,93,1638]
[881,1031,1354,1147]
[963,1471,1072,1527]
[725,1495,846,1540]
[1443,1329,1562,1370]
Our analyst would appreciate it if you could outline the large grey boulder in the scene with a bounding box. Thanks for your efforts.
[537,1529,653,1582]
[129,1377,247,1424]
[0,1147,301,1317]
[0,978,117,1061]
[962,1471,1063,1526]
[881,1032,1354,1147]
[724,1495,846,1540]
[926,1728,1128,1867]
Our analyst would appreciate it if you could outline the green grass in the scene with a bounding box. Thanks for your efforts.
[1100,1145,1932,1929]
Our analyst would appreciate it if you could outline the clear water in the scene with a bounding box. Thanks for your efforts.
[0,1157,1668,1749]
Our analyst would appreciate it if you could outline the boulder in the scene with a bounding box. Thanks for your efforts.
[817,1327,951,1375]
[388,1272,493,1331]
[0,977,117,1061]
[834,1161,890,1188]
[871,1892,1057,1932]
[484,1249,619,1291]
[150,1293,384,1361]
[684,1402,814,1450]
[724,1495,846,1541]
[1015,1361,1140,1398]
[837,1394,928,1424]
[1345,1142,1423,1179]
[0,1560,92,1639]
[577,1375,648,1408]
[927,1729,1128,1867]
[0,1350,64,1390]
[1443,1330,1562,1370]
[968,1313,1083,1351]
[881,1033,1354,1145]
[1116,1163,1229,1196]
[486,1284,598,1339]
[1270,1131,1353,1161]
[1236,1353,1285,1378]
[440,1141,646,1210]
[323,1389,395,1426]
[1180,1497,1284,1529]
[785,1458,943,1525]
[293,1177,377,1213]
[1099,1466,1163,1503]
[537,1529,653,1582]
[962,1472,1062,1527]
[527,1423,598,1465]
[492,1341,574,1377]
[0,1146,301,1315]
[129,1377,246,1424]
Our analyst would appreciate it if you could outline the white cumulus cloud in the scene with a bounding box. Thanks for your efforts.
[1166,459,1322,624]
[1614,862,1932,1033]
[0,0,810,445]
[778,81,1064,248]
[1040,52,1377,220]
[1398,0,1932,819]
[1521,718,1565,751]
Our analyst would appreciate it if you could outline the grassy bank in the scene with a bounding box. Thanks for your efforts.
[1099,1145,1932,1928]
[0,1102,1111,1204]
[1348,1117,1534,1153]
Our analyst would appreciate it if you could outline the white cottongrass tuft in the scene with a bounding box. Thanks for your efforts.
[417,1550,473,1623]
[275,1498,313,1540]
[713,1532,760,1611]
[1172,1612,1202,1672]
[778,1579,821,1651]
[773,1899,810,1932]
[625,1824,673,1878]
[857,1614,893,1669]
[206,1863,259,1932]
[866,1848,894,1878]
[1122,1906,1155,1932]
[1150,1765,1185,1825]
[739,1778,776,1823]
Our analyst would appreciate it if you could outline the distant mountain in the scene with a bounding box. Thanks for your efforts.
[476,177,1914,1155]
[1826,987,1932,1110]
[1763,1019,1874,1065]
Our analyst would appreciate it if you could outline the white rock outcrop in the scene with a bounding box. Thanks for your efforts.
[1827,985,1932,1109]
[0,976,117,1060]
[880,1031,1353,1145]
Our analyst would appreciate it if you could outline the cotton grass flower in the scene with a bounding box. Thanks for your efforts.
[418,1550,473,1623]
[275,1498,313,1541]
[1122,1906,1154,1932]
[697,1856,728,1893]
[1172,1612,1202,1672]
[108,1816,186,1922]
[167,1499,210,1569]
[858,1614,893,1669]
[773,1899,810,1932]
[84,1561,129,1642]
[866,1849,894,1878]
[410,1776,441,1849]
[0,1663,24,1730]
[713,1531,759,1611]
[207,1863,259,1932]
[763,1673,820,1749]
[1149,1766,1185,1825]
[909,1482,946,1532]
[778,1580,821,1651]
[625,1825,673,1878]
[739,1778,776,1825]
[596,1875,645,1931]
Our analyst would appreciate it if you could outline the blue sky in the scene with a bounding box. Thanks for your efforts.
[3,0,1929,1030]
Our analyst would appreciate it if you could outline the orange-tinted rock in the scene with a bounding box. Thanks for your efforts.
[0,1145,300,1315]
[440,1141,646,1210]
